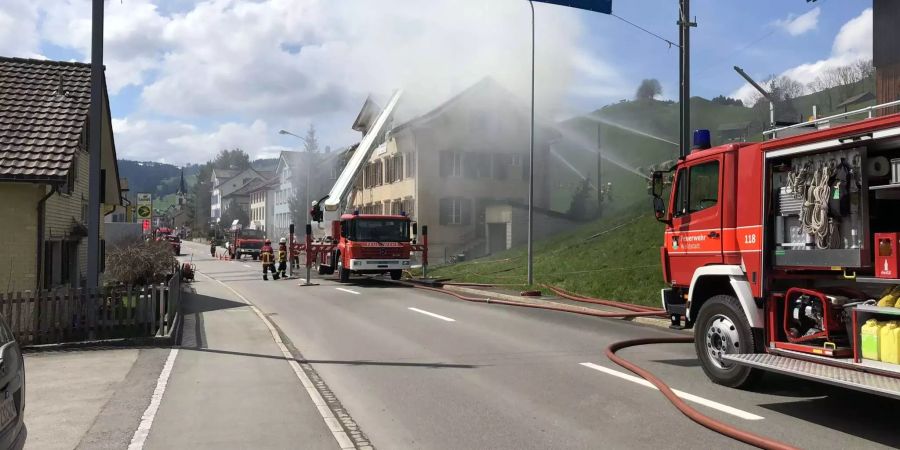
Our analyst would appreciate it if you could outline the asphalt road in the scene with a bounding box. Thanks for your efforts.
[181,241,900,449]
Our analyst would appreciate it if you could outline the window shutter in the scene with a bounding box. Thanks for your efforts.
[461,198,472,225]
[439,151,450,177]
[439,198,450,225]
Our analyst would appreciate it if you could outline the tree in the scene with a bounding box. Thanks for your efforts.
[219,202,250,229]
[566,179,592,220]
[635,79,662,101]
[188,163,213,231]
[711,95,744,107]
[213,148,251,170]
[288,124,323,226]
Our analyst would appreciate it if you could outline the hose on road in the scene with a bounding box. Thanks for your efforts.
[411,282,798,450]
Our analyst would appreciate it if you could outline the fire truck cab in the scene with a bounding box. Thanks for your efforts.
[652,107,900,398]
[322,213,413,282]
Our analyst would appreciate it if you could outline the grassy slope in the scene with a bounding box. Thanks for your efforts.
[426,209,666,307]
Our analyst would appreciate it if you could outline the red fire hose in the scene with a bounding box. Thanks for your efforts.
[410,282,798,450]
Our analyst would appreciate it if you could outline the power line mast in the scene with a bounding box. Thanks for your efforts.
[678,0,697,158]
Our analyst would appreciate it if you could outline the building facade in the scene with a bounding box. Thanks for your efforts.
[0,57,122,291]
[210,167,264,221]
[350,78,557,262]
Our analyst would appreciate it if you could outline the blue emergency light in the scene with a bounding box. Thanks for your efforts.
[693,129,711,150]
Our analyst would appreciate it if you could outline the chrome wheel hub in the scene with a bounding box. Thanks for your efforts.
[705,314,741,370]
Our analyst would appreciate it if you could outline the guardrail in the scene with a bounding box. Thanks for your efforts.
[764,99,900,139]
[0,270,181,346]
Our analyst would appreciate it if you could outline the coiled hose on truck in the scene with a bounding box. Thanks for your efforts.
[410,282,798,450]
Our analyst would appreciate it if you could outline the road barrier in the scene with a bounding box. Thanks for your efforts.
[0,268,182,346]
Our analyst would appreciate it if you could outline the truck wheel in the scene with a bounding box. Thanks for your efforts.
[339,266,350,283]
[390,270,402,280]
[253,254,258,260]
[318,264,330,275]
[235,251,242,260]
[694,295,762,389]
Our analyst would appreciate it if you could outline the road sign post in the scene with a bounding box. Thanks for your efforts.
[136,193,152,234]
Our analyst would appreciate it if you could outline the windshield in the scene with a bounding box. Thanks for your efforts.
[240,229,266,239]
[349,219,409,242]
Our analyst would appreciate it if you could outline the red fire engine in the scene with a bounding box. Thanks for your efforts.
[651,102,900,399]
[293,90,428,282]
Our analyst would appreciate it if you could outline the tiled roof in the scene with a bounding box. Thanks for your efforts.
[227,178,265,197]
[0,57,92,180]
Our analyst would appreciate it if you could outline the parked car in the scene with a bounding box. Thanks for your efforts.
[0,315,25,449]
[165,235,182,256]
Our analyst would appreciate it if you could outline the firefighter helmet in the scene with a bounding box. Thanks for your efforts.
[265,239,271,244]
[280,237,286,244]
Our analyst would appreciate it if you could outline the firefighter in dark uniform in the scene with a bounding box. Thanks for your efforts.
[277,238,288,279]
[261,239,279,280]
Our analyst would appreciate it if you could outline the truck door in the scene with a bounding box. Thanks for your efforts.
[666,156,724,285]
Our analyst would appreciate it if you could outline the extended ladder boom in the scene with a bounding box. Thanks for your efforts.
[323,90,403,212]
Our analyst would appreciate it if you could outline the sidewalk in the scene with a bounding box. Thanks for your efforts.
[142,269,338,449]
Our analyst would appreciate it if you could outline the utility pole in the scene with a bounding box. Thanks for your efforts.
[87,0,104,288]
[678,0,696,158]
[527,0,536,286]
[597,124,603,215]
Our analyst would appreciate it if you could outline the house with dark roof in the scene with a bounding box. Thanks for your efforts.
[0,57,123,291]
[209,167,264,222]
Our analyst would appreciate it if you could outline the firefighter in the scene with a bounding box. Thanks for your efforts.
[261,239,279,280]
[277,238,288,279]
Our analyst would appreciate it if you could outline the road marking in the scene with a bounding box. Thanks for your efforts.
[128,349,180,449]
[408,307,456,322]
[579,362,763,421]
[243,264,251,268]
[335,288,360,295]
[200,272,355,449]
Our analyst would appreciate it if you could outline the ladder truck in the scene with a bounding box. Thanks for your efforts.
[297,90,428,283]
[651,101,900,399]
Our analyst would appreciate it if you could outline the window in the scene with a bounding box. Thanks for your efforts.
[493,154,510,180]
[405,152,416,178]
[673,161,719,216]
[390,199,402,215]
[401,197,415,218]
[439,151,462,177]
[688,161,719,213]
[375,160,384,186]
[439,197,471,225]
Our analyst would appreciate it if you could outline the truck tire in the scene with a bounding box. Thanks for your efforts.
[235,250,242,260]
[694,294,762,389]
[253,254,258,260]
[318,264,331,275]
[339,266,350,283]
[390,270,402,280]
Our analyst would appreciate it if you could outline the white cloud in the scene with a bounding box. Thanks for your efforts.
[38,0,169,94]
[112,117,287,165]
[0,0,41,58]
[732,8,872,104]
[774,7,821,36]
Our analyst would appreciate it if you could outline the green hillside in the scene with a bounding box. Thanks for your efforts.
[426,209,667,307]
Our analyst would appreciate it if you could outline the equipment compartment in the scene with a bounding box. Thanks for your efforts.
[771,147,870,269]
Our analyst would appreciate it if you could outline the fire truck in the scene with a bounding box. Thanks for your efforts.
[227,224,265,260]
[651,102,900,399]
[297,90,427,282]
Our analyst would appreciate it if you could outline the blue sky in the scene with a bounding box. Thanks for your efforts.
[0,0,873,165]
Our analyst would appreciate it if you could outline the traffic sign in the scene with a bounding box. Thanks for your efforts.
[136,193,152,220]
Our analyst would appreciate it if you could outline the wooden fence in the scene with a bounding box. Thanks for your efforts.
[0,271,181,346]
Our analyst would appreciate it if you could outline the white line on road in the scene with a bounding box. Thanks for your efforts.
[200,272,355,449]
[128,349,180,449]
[408,307,456,322]
[243,264,251,268]
[579,362,763,421]
[335,288,360,295]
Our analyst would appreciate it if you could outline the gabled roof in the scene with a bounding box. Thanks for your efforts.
[246,176,279,194]
[213,167,260,189]
[835,91,875,110]
[0,57,92,180]
[211,168,239,182]
[227,178,265,197]
[392,77,512,133]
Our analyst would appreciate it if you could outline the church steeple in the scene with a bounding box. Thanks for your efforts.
[177,168,186,206]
